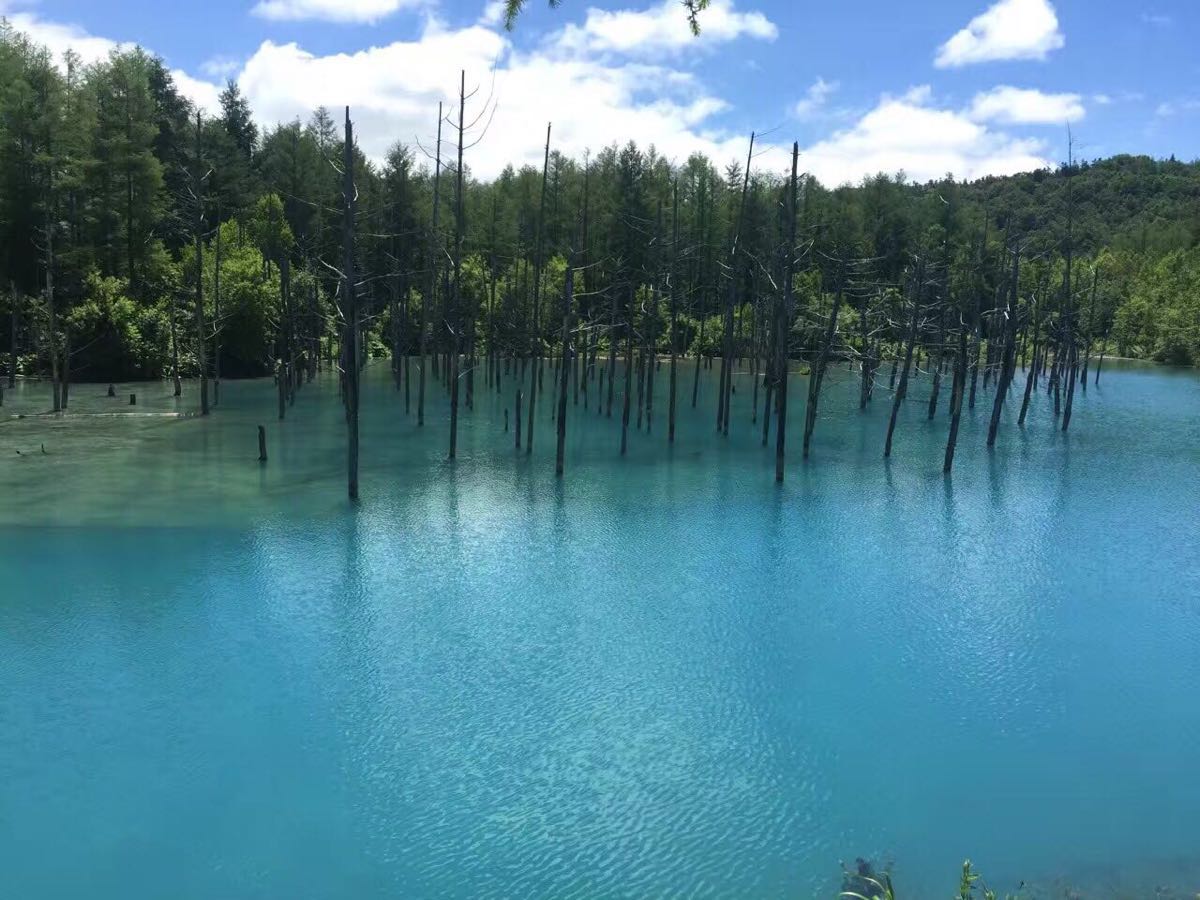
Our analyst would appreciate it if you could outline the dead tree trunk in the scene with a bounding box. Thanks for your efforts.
[526,123,551,453]
[193,111,209,416]
[1018,290,1041,426]
[943,312,968,473]
[45,212,61,413]
[448,72,467,460]
[214,199,222,405]
[1095,326,1109,386]
[515,388,522,449]
[927,307,945,419]
[718,132,754,435]
[691,175,708,410]
[606,285,617,418]
[7,282,16,389]
[278,255,292,420]
[418,104,442,428]
[645,206,659,434]
[776,144,799,482]
[986,248,1021,448]
[1061,134,1079,434]
[342,107,360,500]
[802,257,844,458]
[621,285,634,455]
[859,295,873,409]
[1080,267,1098,392]
[668,180,680,444]
[556,246,575,476]
[170,289,182,396]
[885,273,921,458]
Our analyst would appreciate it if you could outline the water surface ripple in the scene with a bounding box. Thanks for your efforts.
[2,362,1198,897]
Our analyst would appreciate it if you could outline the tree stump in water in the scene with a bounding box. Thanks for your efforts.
[129,393,136,405]
[258,425,268,462]
[107,384,116,397]
[515,390,523,449]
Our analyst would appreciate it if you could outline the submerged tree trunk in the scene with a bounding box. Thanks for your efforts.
[214,200,222,405]
[418,104,442,429]
[448,72,467,460]
[526,123,551,454]
[927,309,945,419]
[8,283,16,389]
[45,214,61,413]
[885,277,921,458]
[1080,269,1098,392]
[986,249,1021,448]
[718,133,755,436]
[668,181,680,444]
[1061,135,1079,434]
[170,290,182,397]
[607,286,617,418]
[278,256,291,420]
[858,297,872,409]
[556,248,575,476]
[802,258,844,458]
[1018,292,1041,427]
[645,223,658,434]
[342,107,360,500]
[194,112,209,417]
[943,314,968,474]
[776,144,799,482]
[621,285,634,456]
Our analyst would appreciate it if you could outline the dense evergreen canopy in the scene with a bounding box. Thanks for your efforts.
[2,19,1197,394]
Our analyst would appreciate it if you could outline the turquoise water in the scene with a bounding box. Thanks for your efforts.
[2,360,1199,897]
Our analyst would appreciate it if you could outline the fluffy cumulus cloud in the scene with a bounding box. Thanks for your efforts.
[224,1,780,176]
[0,2,218,112]
[172,69,224,115]
[968,86,1084,124]
[3,0,1068,187]
[0,6,126,65]
[936,0,1065,68]
[800,86,1049,185]
[250,0,421,24]
[551,0,777,56]
[235,20,751,177]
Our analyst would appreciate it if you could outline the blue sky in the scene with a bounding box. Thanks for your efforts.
[2,0,1196,183]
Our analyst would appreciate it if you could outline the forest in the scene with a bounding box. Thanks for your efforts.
[2,18,1199,487]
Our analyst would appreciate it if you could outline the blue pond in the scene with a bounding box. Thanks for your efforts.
[1,360,1198,897]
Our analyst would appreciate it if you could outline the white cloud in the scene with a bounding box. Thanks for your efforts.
[968,86,1084,124]
[201,56,242,79]
[0,7,125,66]
[550,0,777,57]
[0,2,223,112]
[1140,12,1171,26]
[250,0,421,24]
[235,20,752,178]
[792,77,838,120]
[479,0,505,27]
[173,69,223,115]
[799,85,1049,185]
[936,0,1064,67]
[0,1,1056,189]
